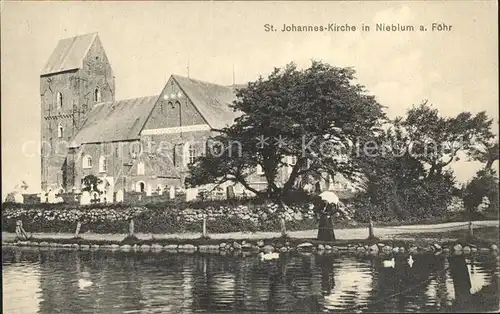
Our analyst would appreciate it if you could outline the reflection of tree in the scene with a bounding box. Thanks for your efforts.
[365,255,441,312]
[448,254,472,308]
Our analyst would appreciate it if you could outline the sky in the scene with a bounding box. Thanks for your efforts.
[1,1,498,198]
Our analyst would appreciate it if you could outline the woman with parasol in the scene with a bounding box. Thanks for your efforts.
[313,190,346,241]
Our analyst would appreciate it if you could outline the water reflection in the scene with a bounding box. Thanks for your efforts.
[2,248,499,313]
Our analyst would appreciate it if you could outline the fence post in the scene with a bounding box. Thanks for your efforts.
[202,217,208,238]
[368,218,375,239]
[129,219,135,236]
[280,218,287,238]
[74,221,82,238]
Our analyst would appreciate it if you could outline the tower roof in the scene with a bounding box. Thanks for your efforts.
[41,32,98,76]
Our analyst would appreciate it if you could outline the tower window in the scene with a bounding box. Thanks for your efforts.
[94,87,101,102]
[56,92,63,108]
[137,162,145,175]
[83,155,92,169]
[57,124,63,138]
[99,156,107,173]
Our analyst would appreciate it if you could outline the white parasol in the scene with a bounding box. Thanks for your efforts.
[319,191,340,205]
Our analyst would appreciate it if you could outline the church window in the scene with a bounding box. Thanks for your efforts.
[137,162,145,175]
[56,92,63,108]
[183,143,197,166]
[189,145,197,164]
[94,87,101,102]
[57,124,63,138]
[83,155,92,169]
[99,156,107,173]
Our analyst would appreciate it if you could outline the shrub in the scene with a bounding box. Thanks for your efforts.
[463,169,499,216]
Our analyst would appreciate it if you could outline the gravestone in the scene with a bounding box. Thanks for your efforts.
[169,186,176,199]
[146,184,152,197]
[157,186,163,195]
[115,190,124,202]
[185,188,197,201]
[80,191,91,205]
[91,191,100,203]
[47,190,57,203]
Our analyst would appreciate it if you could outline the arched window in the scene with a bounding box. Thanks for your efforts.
[82,155,92,169]
[189,145,197,164]
[57,124,63,138]
[94,87,101,102]
[99,156,107,173]
[137,162,145,175]
[136,181,145,193]
[56,92,63,108]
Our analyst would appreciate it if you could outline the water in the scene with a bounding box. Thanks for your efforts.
[2,247,499,313]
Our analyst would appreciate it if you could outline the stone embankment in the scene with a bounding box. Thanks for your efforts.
[4,238,499,256]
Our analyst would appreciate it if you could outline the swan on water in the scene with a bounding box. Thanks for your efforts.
[382,257,395,268]
[258,252,280,261]
[408,255,414,268]
[78,278,93,290]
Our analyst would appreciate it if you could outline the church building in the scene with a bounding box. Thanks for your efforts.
[40,33,353,201]
[40,33,276,199]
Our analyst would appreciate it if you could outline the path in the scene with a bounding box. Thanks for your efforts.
[2,220,497,242]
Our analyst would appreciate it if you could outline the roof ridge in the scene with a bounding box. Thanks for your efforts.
[172,74,232,89]
[60,32,98,41]
[113,95,159,102]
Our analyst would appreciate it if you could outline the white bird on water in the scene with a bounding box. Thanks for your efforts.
[78,272,93,290]
[258,252,280,261]
[407,255,415,268]
[383,257,395,268]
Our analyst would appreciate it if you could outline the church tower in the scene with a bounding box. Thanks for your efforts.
[40,33,115,191]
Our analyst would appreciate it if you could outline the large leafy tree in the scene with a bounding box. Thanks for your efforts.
[354,102,495,222]
[392,101,495,179]
[187,61,386,240]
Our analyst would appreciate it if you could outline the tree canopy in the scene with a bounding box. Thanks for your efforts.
[186,61,387,199]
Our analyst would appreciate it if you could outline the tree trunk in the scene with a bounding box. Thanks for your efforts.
[485,159,493,170]
[74,221,82,238]
[317,213,336,241]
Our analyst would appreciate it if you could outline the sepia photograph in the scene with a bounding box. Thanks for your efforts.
[1,1,499,313]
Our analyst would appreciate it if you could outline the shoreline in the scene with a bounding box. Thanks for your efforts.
[4,234,498,258]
